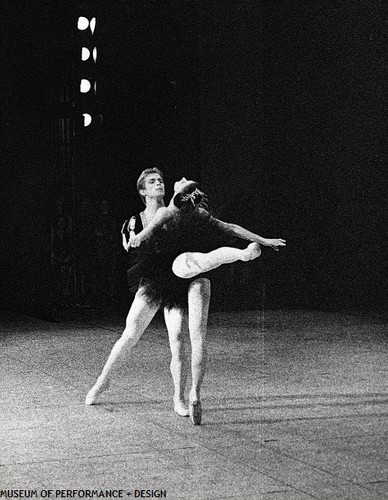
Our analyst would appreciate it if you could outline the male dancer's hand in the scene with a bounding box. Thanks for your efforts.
[129,234,141,248]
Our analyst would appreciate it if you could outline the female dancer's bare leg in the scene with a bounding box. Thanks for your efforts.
[164,307,189,416]
[172,242,261,279]
[85,289,161,405]
[187,277,211,424]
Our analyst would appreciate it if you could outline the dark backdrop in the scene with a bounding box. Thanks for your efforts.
[1,0,385,317]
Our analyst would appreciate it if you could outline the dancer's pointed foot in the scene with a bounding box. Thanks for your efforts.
[189,400,202,425]
[174,399,189,417]
[241,242,261,262]
[85,377,110,405]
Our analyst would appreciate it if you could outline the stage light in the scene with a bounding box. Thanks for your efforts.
[80,79,91,93]
[75,13,100,131]
[81,47,91,61]
[83,113,92,127]
[90,17,96,34]
[77,17,89,31]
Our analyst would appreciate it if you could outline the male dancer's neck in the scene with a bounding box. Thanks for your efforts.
[144,196,165,214]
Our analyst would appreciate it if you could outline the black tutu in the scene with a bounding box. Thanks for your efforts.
[126,206,245,309]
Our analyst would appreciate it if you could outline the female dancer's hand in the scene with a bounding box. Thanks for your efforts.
[262,238,286,251]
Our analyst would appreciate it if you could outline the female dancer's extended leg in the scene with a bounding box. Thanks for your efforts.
[85,289,161,405]
[172,242,261,279]
[164,307,189,417]
[187,277,211,424]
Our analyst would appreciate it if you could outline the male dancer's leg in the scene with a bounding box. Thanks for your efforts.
[85,289,161,405]
[164,307,189,417]
[172,242,261,279]
[187,277,211,424]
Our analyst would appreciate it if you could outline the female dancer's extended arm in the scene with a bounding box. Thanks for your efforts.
[208,215,286,251]
[123,202,285,251]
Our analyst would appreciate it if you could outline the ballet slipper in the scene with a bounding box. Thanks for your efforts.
[174,399,189,417]
[85,377,110,405]
[189,400,202,425]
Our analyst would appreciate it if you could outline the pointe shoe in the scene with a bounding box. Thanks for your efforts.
[241,242,262,262]
[189,400,202,425]
[85,377,110,405]
[174,400,189,417]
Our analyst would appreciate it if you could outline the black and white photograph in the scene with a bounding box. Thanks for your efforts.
[0,1,386,498]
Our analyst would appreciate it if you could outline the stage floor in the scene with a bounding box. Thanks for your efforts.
[1,308,387,499]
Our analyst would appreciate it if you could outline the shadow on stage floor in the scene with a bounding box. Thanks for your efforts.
[0,308,387,499]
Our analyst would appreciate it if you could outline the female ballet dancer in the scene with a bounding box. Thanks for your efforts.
[121,176,286,425]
